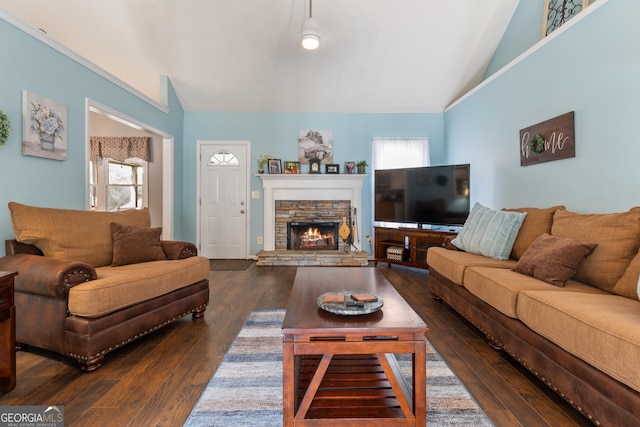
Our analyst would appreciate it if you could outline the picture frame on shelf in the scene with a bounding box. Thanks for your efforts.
[268,158,282,174]
[284,161,300,174]
[309,159,321,174]
[344,161,355,174]
[325,164,339,174]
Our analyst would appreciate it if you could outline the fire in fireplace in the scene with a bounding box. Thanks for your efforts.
[287,221,339,250]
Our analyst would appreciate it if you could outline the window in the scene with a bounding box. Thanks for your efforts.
[208,150,239,166]
[90,158,148,211]
[372,137,430,170]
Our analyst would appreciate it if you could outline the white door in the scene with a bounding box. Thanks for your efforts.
[199,143,249,259]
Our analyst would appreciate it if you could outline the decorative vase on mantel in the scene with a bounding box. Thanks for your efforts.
[39,132,55,151]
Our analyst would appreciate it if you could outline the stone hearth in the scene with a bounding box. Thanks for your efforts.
[256,250,369,266]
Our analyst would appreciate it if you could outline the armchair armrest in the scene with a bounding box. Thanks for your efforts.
[0,253,97,298]
[161,241,198,260]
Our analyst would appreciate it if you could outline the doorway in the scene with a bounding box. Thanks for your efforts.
[198,141,250,259]
[86,100,174,238]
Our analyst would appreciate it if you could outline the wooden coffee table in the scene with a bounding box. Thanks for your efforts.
[282,267,428,426]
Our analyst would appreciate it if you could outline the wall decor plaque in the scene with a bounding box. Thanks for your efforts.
[520,111,575,167]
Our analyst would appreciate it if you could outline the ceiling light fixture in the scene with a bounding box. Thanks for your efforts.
[301,0,320,50]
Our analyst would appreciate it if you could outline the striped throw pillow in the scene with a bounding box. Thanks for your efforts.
[452,202,527,260]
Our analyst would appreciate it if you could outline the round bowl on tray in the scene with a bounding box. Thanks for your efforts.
[317,290,383,315]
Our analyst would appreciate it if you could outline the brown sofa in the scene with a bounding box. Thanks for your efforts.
[427,205,640,426]
[0,203,210,372]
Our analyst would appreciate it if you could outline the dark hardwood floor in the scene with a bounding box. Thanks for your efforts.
[0,264,592,426]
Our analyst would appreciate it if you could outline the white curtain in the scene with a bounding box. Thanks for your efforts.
[372,137,430,170]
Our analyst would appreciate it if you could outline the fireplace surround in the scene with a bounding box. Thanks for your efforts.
[258,174,367,251]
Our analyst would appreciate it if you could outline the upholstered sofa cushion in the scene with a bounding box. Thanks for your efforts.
[111,223,167,266]
[512,233,597,287]
[452,203,527,260]
[517,290,640,393]
[68,256,210,317]
[463,267,606,319]
[551,208,640,292]
[426,246,515,285]
[9,202,151,267]
[503,206,565,260]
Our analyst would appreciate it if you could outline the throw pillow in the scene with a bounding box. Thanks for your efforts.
[111,222,167,266]
[503,206,565,260]
[612,249,640,300]
[551,207,640,292]
[451,202,527,260]
[9,202,151,267]
[512,233,597,287]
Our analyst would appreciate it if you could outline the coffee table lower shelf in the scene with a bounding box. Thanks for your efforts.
[297,354,414,422]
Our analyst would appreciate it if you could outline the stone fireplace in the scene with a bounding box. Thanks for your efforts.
[276,199,351,251]
[257,174,368,266]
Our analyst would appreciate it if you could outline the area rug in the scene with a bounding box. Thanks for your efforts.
[183,310,493,427]
[209,259,253,271]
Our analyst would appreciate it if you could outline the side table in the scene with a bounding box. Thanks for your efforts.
[0,271,17,393]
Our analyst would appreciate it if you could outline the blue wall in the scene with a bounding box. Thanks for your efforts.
[183,112,444,255]
[0,16,185,247]
[482,0,544,80]
[444,0,639,214]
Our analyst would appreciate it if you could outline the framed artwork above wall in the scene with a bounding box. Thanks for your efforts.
[22,91,67,161]
[542,0,591,37]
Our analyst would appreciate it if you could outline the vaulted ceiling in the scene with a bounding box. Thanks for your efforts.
[0,0,519,112]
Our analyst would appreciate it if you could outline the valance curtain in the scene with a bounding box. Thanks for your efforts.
[90,136,151,162]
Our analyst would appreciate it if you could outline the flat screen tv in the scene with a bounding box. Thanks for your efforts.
[374,164,470,228]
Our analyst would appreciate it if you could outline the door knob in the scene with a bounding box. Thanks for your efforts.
[241,201,245,206]
[240,209,245,214]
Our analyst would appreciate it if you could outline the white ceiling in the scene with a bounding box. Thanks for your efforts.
[0,0,519,113]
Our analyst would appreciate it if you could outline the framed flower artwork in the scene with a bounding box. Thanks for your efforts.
[22,91,67,161]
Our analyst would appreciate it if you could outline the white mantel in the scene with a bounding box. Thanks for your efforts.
[258,174,368,251]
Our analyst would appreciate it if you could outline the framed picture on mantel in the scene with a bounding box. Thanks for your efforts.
[325,164,339,174]
[268,158,282,174]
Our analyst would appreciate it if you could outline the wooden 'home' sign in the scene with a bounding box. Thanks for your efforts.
[519,111,575,167]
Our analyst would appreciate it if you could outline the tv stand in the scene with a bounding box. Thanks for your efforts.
[374,226,458,270]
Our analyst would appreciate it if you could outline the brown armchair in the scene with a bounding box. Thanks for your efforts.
[0,203,210,371]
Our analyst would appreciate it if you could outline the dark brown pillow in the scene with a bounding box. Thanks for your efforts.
[512,233,597,287]
[111,222,167,266]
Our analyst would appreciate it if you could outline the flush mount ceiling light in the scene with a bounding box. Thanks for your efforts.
[301,0,320,50]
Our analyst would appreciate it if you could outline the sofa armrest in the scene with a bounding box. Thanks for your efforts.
[161,241,198,260]
[0,253,97,298]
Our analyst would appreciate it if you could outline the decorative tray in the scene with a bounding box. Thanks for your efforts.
[317,290,383,315]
